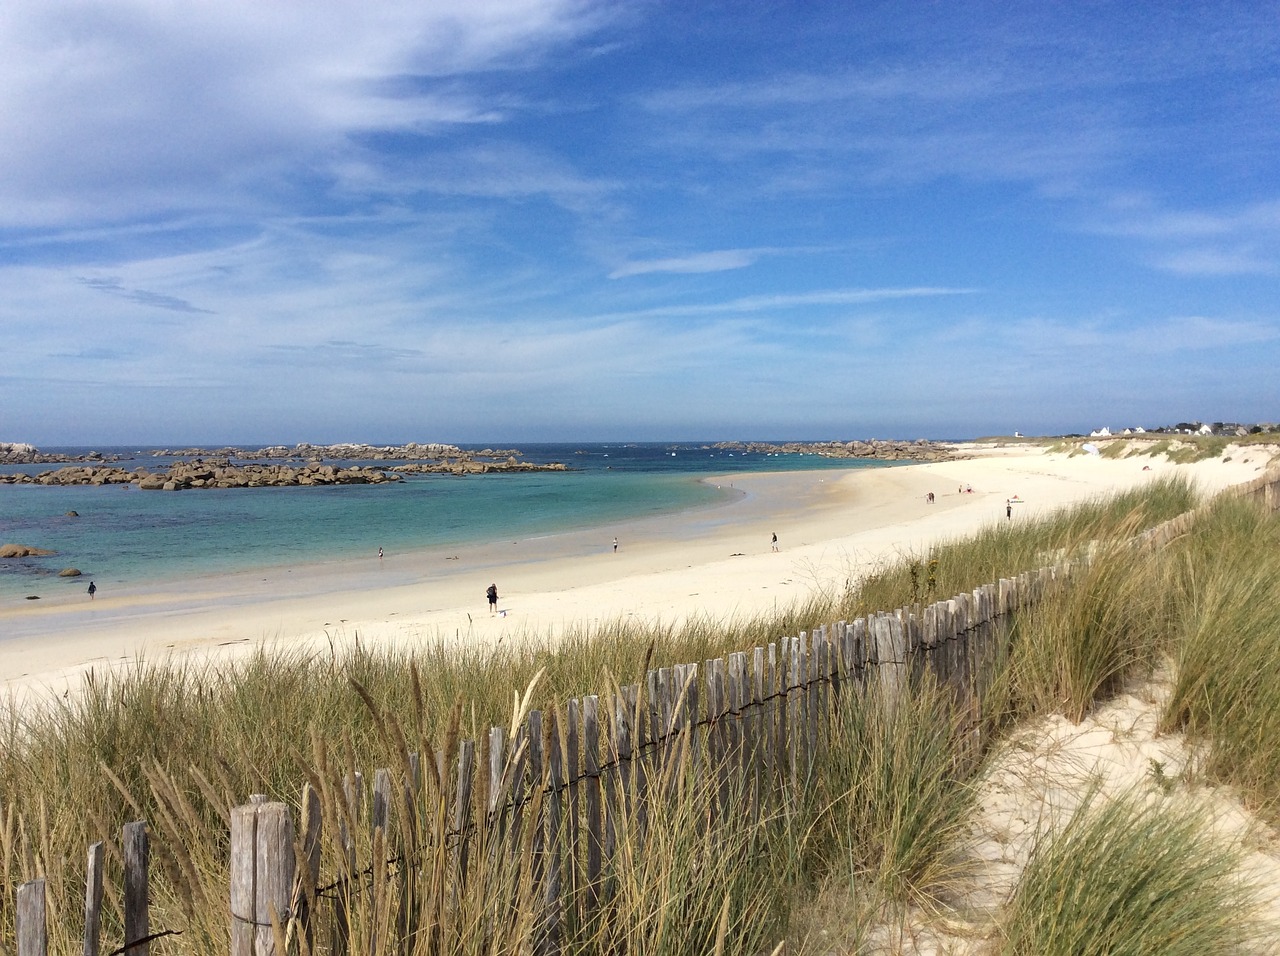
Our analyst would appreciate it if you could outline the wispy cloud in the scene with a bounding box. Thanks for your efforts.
[608,249,762,278]
[78,277,215,314]
[1153,248,1277,277]
[0,1,613,228]
[596,287,979,321]
[1083,197,1280,276]
[266,340,425,367]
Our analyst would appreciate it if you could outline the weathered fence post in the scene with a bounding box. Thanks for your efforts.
[451,740,476,909]
[17,879,47,956]
[541,708,565,956]
[298,783,322,955]
[84,841,104,956]
[123,820,149,956]
[750,645,765,822]
[230,802,297,956]
[527,710,546,888]
[583,695,603,917]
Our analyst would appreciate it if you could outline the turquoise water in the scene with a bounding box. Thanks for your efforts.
[0,443,887,602]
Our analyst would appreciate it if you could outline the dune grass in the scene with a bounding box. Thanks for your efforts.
[997,788,1263,956]
[838,475,1197,617]
[992,529,1170,724]
[809,676,977,904]
[1160,494,1280,824]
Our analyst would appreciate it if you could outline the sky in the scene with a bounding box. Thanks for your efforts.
[1,1,1278,445]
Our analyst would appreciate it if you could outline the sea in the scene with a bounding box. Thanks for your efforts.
[0,442,891,604]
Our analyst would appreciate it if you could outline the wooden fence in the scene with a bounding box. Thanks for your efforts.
[11,466,1280,955]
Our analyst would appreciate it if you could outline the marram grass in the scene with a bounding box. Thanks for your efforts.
[1161,494,1280,823]
[998,788,1264,956]
[809,676,977,904]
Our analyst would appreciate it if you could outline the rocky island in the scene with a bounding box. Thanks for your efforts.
[0,442,123,465]
[0,442,569,489]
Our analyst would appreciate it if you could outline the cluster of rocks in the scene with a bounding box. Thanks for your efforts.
[150,442,525,462]
[0,543,82,579]
[392,458,568,476]
[0,442,122,465]
[0,543,57,558]
[1,454,570,489]
[711,439,957,462]
[0,460,403,490]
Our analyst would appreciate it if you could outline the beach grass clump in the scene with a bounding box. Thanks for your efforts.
[1161,496,1280,823]
[584,756,793,956]
[995,537,1168,724]
[997,788,1264,956]
[810,676,977,904]
[841,476,1198,621]
[1165,435,1231,463]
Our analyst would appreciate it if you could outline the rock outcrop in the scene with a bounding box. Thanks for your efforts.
[1,446,570,486]
[392,459,568,476]
[152,441,478,461]
[710,439,957,462]
[0,443,121,465]
[0,543,57,558]
[0,460,404,490]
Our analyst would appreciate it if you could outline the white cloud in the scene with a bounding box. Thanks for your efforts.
[1154,248,1277,277]
[595,287,979,321]
[1095,198,1280,242]
[608,249,761,279]
[0,0,610,227]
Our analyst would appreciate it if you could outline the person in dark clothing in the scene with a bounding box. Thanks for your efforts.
[486,583,499,614]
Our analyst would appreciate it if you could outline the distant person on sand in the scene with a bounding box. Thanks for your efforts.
[771,532,779,552]
[486,583,499,614]
[613,537,618,553]
[378,547,383,560]
[1006,501,1012,520]
[87,581,96,600]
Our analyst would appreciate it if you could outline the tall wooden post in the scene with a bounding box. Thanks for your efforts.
[17,879,47,956]
[230,802,297,956]
[122,821,149,956]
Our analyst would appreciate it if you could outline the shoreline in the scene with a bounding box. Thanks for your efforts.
[2,443,1273,700]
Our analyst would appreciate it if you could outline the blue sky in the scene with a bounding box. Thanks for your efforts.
[2,1,1277,445]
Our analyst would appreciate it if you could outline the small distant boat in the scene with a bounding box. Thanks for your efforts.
[670,452,676,456]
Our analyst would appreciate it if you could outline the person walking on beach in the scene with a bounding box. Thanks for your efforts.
[486,583,499,614]
[87,581,96,600]
[378,547,383,561]
[1006,501,1013,520]
[613,537,618,553]
[771,532,779,552]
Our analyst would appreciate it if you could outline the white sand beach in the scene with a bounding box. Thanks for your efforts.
[2,441,1273,700]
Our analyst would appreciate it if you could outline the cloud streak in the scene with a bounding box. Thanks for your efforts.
[78,277,215,314]
[609,249,762,278]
